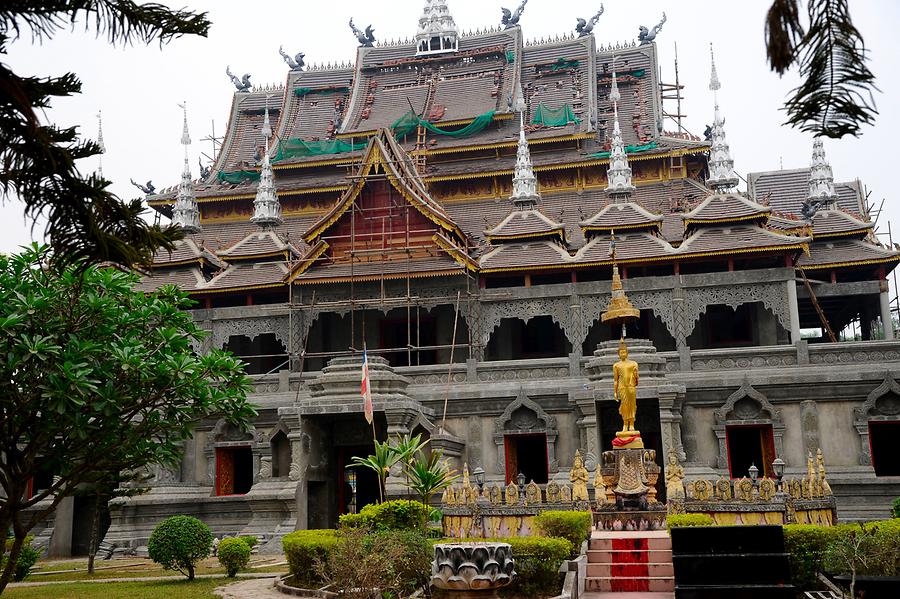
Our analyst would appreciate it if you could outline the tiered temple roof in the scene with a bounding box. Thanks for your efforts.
[141,3,896,294]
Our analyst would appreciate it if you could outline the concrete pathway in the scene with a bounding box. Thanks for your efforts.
[6,572,281,588]
[215,578,287,599]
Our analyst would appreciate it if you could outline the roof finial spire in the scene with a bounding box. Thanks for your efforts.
[606,61,634,202]
[172,102,201,233]
[251,96,283,230]
[808,139,837,208]
[706,44,739,191]
[510,102,540,210]
[96,110,105,178]
[416,0,459,56]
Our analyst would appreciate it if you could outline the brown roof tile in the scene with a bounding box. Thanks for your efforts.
[810,208,873,238]
[485,208,564,241]
[677,225,808,257]
[798,239,899,270]
[682,193,770,226]
[580,201,663,233]
[747,168,865,215]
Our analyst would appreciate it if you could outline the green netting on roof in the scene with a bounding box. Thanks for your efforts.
[295,86,350,97]
[536,58,580,74]
[532,103,581,127]
[506,50,515,63]
[272,138,367,161]
[391,109,496,139]
[217,170,261,184]
[587,141,658,159]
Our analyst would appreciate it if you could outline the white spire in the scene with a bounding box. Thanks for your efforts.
[172,102,201,233]
[706,44,739,191]
[96,110,105,178]
[251,97,283,230]
[510,110,540,209]
[416,0,459,56]
[605,65,634,200]
[808,139,837,207]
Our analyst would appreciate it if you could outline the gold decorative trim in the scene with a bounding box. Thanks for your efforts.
[192,282,286,295]
[486,229,566,243]
[285,240,330,283]
[812,228,872,240]
[433,233,479,271]
[800,255,900,271]
[291,268,464,285]
[683,212,770,227]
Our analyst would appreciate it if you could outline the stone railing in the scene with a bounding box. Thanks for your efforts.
[689,345,799,372]
[808,340,900,366]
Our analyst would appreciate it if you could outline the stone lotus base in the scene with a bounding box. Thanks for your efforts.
[432,542,515,598]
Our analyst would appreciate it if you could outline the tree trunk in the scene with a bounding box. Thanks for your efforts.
[849,563,856,599]
[0,533,26,594]
[187,563,195,581]
[87,491,102,574]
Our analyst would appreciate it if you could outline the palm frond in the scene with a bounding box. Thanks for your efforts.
[765,0,804,74]
[783,0,878,138]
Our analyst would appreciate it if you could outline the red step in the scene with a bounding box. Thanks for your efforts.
[586,531,674,593]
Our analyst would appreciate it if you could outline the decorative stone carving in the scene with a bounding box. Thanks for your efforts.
[525,481,541,505]
[853,372,900,465]
[570,450,589,501]
[546,481,560,503]
[664,452,685,500]
[683,283,792,340]
[593,468,608,505]
[714,475,733,501]
[490,485,502,505]
[758,477,776,501]
[817,448,833,496]
[258,456,272,480]
[693,479,712,501]
[734,478,753,501]
[560,483,572,503]
[494,388,559,474]
[212,316,289,351]
[713,380,784,469]
[431,543,516,593]
[505,482,519,505]
[480,297,575,349]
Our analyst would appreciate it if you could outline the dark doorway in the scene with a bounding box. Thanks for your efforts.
[215,446,254,496]
[598,398,666,502]
[223,333,288,375]
[726,424,775,479]
[338,445,380,515]
[504,434,548,484]
[869,421,900,476]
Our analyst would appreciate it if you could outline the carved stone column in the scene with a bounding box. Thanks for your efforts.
[880,282,895,340]
[658,386,686,462]
[572,389,599,470]
[786,280,802,343]
[800,400,820,458]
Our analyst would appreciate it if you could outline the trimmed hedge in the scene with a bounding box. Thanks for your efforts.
[282,529,338,587]
[337,500,430,531]
[666,513,715,530]
[217,537,251,577]
[534,511,591,557]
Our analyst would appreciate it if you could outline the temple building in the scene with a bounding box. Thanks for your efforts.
[76,2,900,553]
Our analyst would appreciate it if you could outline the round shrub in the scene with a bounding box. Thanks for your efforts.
[666,513,714,531]
[218,537,251,577]
[147,515,213,580]
[534,511,592,557]
[238,535,258,549]
[338,500,430,531]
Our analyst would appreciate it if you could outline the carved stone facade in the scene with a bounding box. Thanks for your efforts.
[493,388,559,475]
[713,381,785,470]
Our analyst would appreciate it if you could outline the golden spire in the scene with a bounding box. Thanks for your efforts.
[601,230,639,328]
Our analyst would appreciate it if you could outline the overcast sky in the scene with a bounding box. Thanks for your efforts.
[3,0,899,254]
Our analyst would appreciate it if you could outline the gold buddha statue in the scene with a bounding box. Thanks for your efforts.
[613,338,640,436]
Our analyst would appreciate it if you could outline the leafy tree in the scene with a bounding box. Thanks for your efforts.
[0,2,213,267]
[0,244,255,593]
[823,523,894,599]
[765,0,877,138]
[147,515,213,580]
[406,449,457,527]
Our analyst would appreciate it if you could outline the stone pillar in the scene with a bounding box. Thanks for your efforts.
[288,433,307,530]
[658,387,686,462]
[880,283,894,340]
[47,493,73,558]
[786,280,802,343]
[572,390,600,470]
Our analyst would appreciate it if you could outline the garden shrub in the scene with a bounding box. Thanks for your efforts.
[504,536,573,597]
[1,536,42,581]
[147,515,213,580]
[365,529,432,595]
[217,537,251,577]
[282,529,338,587]
[783,524,846,588]
[317,527,409,599]
[238,535,258,549]
[337,500,429,531]
[666,513,714,530]
[892,497,900,519]
[534,511,591,557]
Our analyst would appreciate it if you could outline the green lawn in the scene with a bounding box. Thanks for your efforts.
[24,557,286,582]
[4,577,228,599]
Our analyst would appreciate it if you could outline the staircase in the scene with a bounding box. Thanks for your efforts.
[586,530,675,595]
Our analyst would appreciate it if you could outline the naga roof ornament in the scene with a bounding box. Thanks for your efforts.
[575,5,604,38]
[706,44,739,191]
[416,0,459,56]
[251,97,283,230]
[501,0,527,29]
[606,65,635,200]
[172,102,201,234]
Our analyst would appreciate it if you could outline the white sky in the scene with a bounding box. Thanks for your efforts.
[3,0,899,254]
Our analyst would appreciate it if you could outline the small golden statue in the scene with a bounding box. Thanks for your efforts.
[505,482,519,505]
[758,477,776,501]
[664,453,685,500]
[734,478,753,501]
[490,484,502,505]
[817,448,832,496]
[693,479,712,501]
[715,475,733,500]
[546,480,561,503]
[525,481,542,505]
[570,450,590,501]
[593,467,608,505]
[560,483,572,503]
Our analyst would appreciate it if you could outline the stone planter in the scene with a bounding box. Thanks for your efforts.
[432,542,516,598]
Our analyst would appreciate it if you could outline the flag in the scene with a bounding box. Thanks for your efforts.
[361,349,373,425]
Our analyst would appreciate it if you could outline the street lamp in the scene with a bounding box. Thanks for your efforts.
[772,457,785,491]
[517,472,526,500]
[748,463,759,486]
[473,466,485,490]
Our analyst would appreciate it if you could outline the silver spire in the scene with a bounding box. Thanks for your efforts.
[510,110,540,210]
[706,44,739,191]
[416,0,459,56]
[172,102,201,234]
[808,139,837,207]
[251,96,283,230]
[96,111,105,178]
[605,65,634,200]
